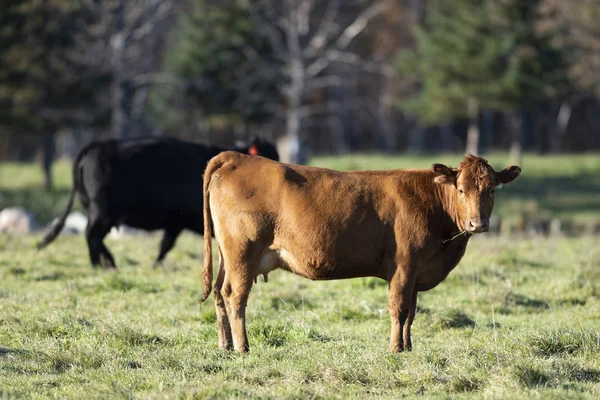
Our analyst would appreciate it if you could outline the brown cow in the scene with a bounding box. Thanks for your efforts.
[200,153,521,352]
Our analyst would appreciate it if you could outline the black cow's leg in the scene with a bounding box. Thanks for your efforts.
[156,227,183,263]
[99,243,116,269]
[86,208,116,269]
[388,269,416,353]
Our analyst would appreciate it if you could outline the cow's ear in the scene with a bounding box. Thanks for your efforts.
[495,165,521,187]
[247,138,259,156]
[432,163,457,185]
[247,137,261,155]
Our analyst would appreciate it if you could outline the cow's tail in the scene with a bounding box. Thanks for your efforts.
[200,156,226,303]
[36,145,88,249]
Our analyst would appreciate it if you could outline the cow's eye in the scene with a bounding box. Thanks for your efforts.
[458,189,464,194]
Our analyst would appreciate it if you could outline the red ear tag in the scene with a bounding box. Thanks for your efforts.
[248,145,259,155]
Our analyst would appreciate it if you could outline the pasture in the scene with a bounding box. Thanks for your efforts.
[1,153,600,398]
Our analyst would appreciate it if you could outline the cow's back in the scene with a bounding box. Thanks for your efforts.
[79,138,213,230]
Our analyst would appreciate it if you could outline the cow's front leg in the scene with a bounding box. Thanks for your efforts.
[388,270,416,353]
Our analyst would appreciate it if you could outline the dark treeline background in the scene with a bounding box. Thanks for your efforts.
[1,0,599,189]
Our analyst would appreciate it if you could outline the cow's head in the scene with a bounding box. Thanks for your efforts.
[433,154,521,233]
[246,138,280,161]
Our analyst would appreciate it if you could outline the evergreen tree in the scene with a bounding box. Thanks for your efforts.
[153,0,283,136]
[539,0,600,96]
[397,0,568,155]
[0,0,109,189]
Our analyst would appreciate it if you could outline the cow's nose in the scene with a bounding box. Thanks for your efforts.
[466,219,489,233]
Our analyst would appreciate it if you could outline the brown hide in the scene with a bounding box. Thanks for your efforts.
[201,152,521,352]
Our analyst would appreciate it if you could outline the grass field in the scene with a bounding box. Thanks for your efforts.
[1,153,600,398]
[1,234,599,398]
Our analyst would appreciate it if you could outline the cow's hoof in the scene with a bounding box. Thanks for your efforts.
[219,344,234,351]
[234,345,249,353]
[389,345,405,353]
[101,262,117,270]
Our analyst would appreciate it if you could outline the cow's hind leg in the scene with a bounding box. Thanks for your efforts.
[222,266,253,353]
[86,207,116,269]
[156,227,183,263]
[403,290,418,351]
[99,244,116,269]
[388,269,416,352]
[214,247,233,350]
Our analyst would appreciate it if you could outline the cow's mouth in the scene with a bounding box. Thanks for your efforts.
[469,227,488,234]
[443,230,471,243]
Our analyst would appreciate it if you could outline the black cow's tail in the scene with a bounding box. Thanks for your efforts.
[200,155,227,303]
[36,146,88,249]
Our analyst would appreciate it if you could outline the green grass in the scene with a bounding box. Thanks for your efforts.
[0,160,80,224]
[1,153,600,398]
[1,233,599,398]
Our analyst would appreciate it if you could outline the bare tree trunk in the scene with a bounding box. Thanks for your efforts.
[585,98,600,149]
[111,0,128,140]
[112,79,132,139]
[339,64,356,154]
[41,0,53,191]
[283,52,304,163]
[377,74,396,152]
[465,97,480,155]
[481,108,494,154]
[41,124,54,191]
[284,98,302,163]
[328,90,347,154]
[281,0,306,164]
[409,123,424,153]
[552,101,571,152]
[440,122,452,152]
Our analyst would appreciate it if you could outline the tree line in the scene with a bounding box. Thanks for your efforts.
[1,0,599,189]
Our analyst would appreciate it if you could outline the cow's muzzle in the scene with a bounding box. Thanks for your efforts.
[466,219,489,233]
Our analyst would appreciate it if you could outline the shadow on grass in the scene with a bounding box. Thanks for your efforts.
[0,347,37,357]
[0,347,79,375]
[514,364,549,387]
[496,292,549,315]
[115,326,169,347]
[498,173,600,217]
[504,292,549,310]
[435,309,476,329]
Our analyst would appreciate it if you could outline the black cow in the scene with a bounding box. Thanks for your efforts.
[37,136,279,268]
